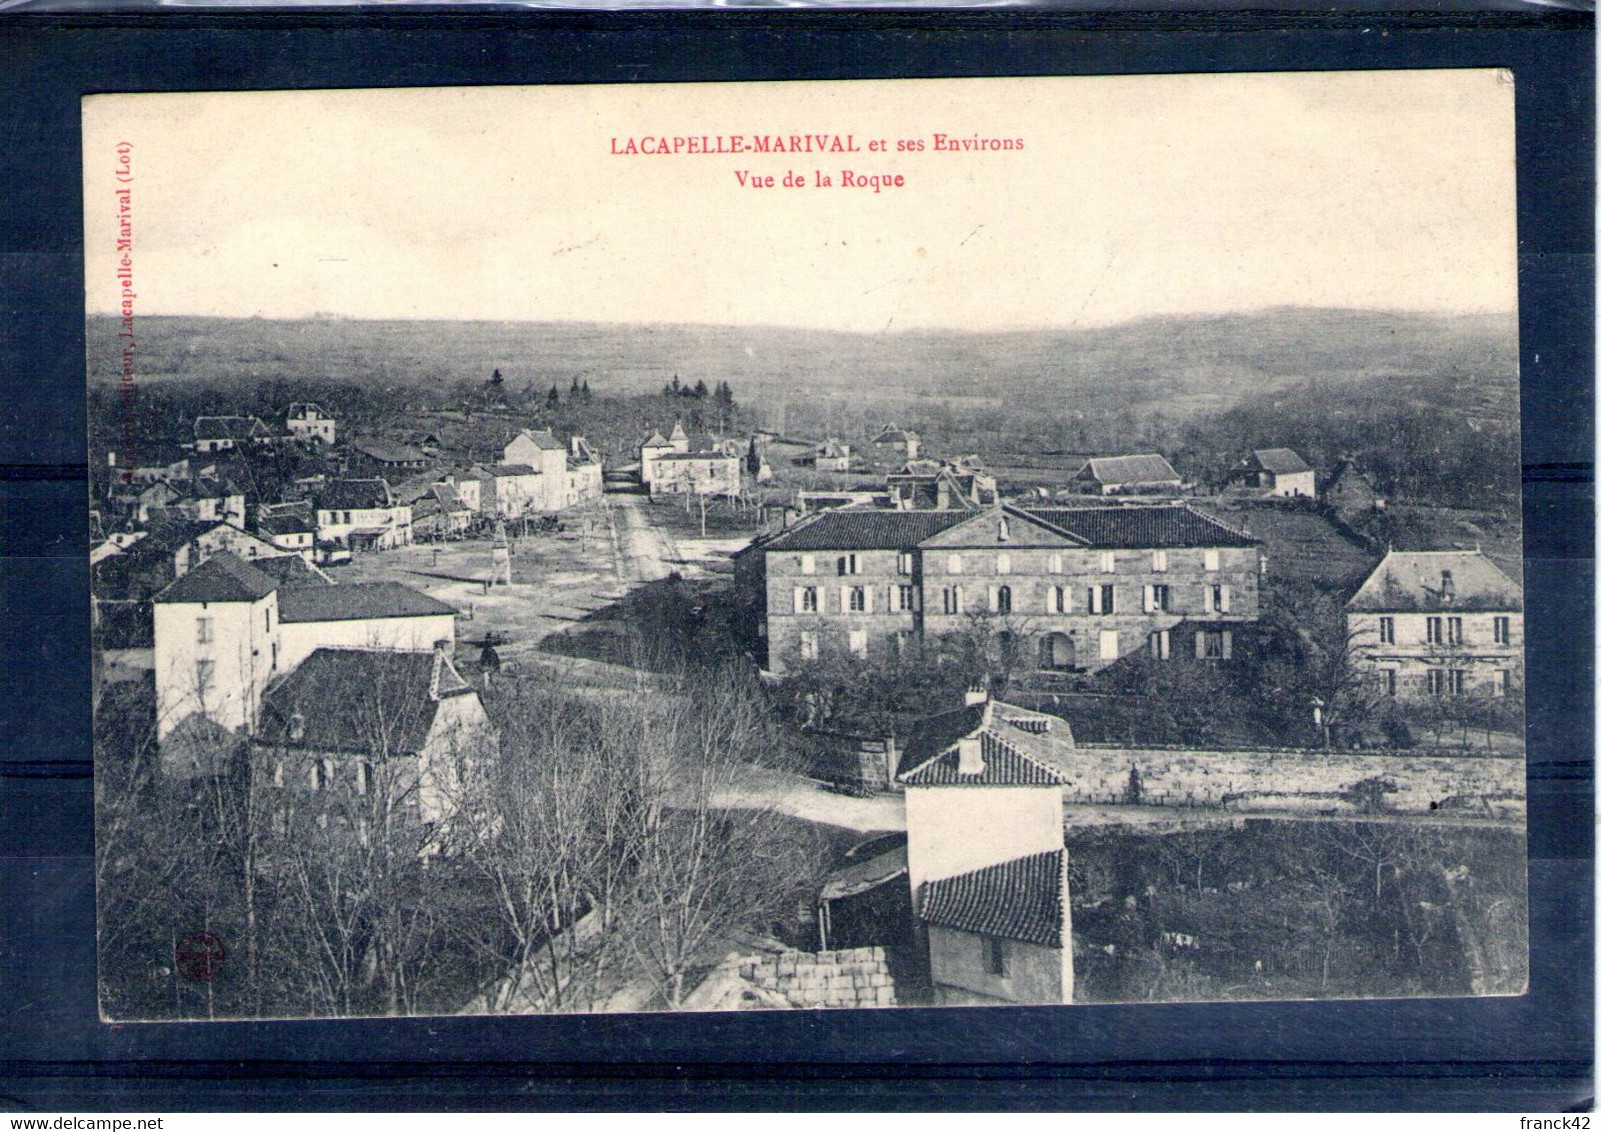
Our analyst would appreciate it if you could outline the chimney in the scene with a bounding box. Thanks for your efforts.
[1440,569,1456,603]
[957,736,985,776]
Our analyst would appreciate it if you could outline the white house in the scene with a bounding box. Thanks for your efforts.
[1230,448,1316,499]
[286,402,337,445]
[315,479,413,552]
[895,691,1074,1006]
[1347,549,1523,699]
[152,550,457,743]
[192,416,274,454]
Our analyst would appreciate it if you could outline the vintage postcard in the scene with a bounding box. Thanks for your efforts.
[86,73,1526,1020]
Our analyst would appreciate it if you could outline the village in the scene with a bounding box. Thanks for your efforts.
[90,374,1528,1019]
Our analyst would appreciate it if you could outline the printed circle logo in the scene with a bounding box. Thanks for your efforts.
[175,931,226,983]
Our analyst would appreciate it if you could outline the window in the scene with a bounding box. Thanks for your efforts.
[897,584,916,612]
[356,761,373,795]
[1090,584,1116,615]
[196,617,214,644]
[310,760,331,791]
[1209,585,1230,613]
[271,641,278,671]
[800,631,819,660]
[1151,550,1168,573]
[996,553,1011,575]
[1493,616,1511,645]
[1145,584,1171,613]
[342,510,351,524]
[942,586,963,615]
[1449,669,1466,695]
[1446,616,1463,646]
[837,554,860,576]
[1100,551,1116,573]
[265,606,272,632]
[1149,629,1171,660]
[1050,585,1069,614]
[1427,669,1446,696]
[1099,630,1120,661]
[1426,617,1444,646]
[849,586,867,613]
[1494,669,1510,697]
[194,659,215,694]
[795,586,819,614]
[1381,670,1397,697]
[801,554,816,576]
[985,936,1009,978]
[1204,549,1220,572]
[848,629,868,657]
[898,551,914,576]
[1379,616,1395,645]
[1049,553,1063,574]
[995,586,1012,614]
[1197,630,1233,660]
[948,554,963,574]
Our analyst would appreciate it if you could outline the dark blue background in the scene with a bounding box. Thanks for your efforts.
[0,12,1592,1111]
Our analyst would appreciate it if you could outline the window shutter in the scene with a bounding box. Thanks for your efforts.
[1221,630,1234,660]
[1195,632,1207,660]
[864,586,874,613]
[1143,585,1154,613]
[1220,585,1231,613]
[793,587,804,614]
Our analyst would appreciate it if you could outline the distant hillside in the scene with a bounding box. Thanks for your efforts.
[87,308,1517,427]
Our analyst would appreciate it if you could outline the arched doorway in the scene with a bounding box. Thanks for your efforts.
[1039,631,1076,671]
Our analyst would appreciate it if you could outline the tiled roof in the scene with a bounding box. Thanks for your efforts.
[1346,550,1522,613]
[252,554,331,589]
[509,428,565,451]
[685,947,897,1011]
[349,439,427,464]
[257,648,457,754]
[478,463,540,478]
[641,431,670,448]
[762,510,970,552]
[316,479,393,512]
[1075,453,1182,485]
[286,402,325,418]
[1249,448,1312,475]
[650,451,739,463]
[918,850,1066,948]
[896,698,1075,786]
[278,581,456,623]
[154,551,278,604]
[1023,505,1256,548]
[257,511,314,536]
[900,728,1071,787]
[194,416,270,441]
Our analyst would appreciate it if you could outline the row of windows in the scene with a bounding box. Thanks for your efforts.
[792,583,1232,616]
[1376,615,1513,647]
[795,626,1233,664]
[799,549,1225,577]
[270,757,376,793]
[1378,669,1513,696]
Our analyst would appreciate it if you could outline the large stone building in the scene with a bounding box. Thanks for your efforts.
[743,503,1262,675]
[1346,549,1523,698]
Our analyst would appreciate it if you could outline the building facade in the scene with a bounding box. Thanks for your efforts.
[753,504,1261,676]
[1347,550,1523,698]
[151,551,458,742]
[315,479,413,551]
[286,402,337,445]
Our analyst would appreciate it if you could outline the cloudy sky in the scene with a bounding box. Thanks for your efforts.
[83,71,1517,332]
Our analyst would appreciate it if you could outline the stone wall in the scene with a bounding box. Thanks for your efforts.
[1061,744,1524,818]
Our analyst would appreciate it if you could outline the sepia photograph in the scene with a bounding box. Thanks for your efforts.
[85,72,1528,1021]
